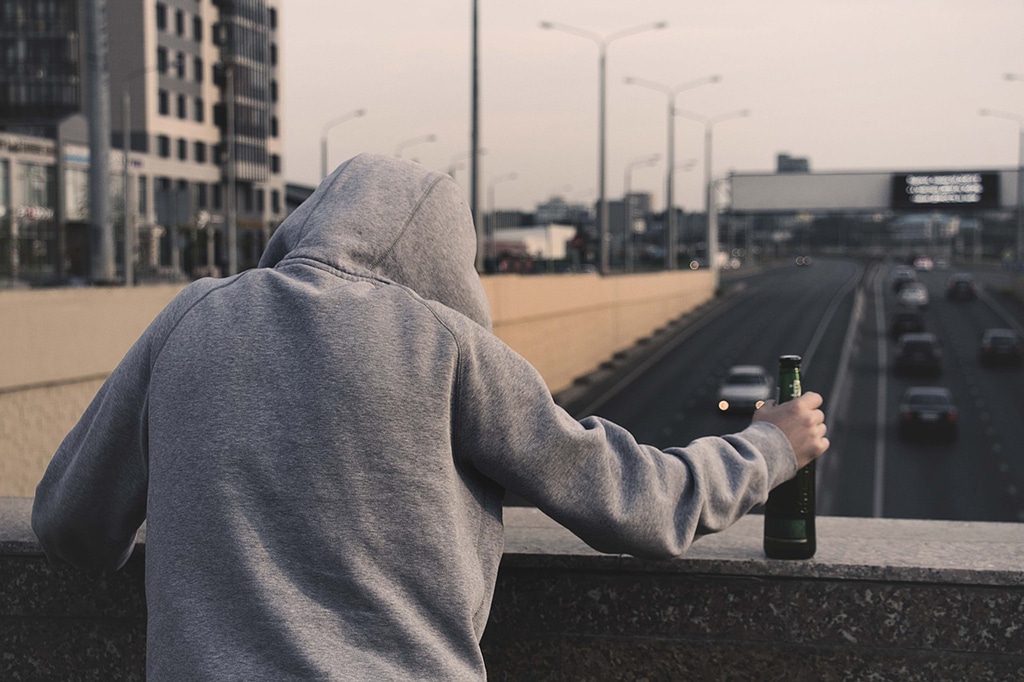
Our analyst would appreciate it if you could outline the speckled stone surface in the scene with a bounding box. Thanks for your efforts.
[484,508,1024,680]
[5,497,1024,679]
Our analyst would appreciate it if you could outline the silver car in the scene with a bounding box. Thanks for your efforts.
[717,365,774,413]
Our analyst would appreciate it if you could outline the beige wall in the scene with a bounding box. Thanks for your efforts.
[1,271,713,496]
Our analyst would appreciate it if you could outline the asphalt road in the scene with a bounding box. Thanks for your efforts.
[539,257,1024,523]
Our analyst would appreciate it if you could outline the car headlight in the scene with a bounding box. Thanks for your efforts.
[718,400,730,411]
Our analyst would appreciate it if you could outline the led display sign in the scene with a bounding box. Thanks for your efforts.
[891,172,1000,210]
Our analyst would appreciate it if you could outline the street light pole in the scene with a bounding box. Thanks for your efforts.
[320,109,366,180]
[395,134,438,160]
[540,20,667,275]
[676,108,750,288]
[623,154,660,272]
[624,75,720,270]
[980,108,1024,267]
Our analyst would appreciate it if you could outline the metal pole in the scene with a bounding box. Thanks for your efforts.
[471,0,483,272]
[122,90,133,286]
[1018,124,1024,265]
[705,125,717,287]
[320,136,328,182]
[226,64,237,277]
[55,123,66,281]
[598,46,608,275]
[666,98,675,270]
[84,0,115,283]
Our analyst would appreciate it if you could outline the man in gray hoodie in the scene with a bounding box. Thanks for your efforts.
[32,153,828,680]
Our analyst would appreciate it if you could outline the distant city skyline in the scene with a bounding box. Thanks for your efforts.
[282,1,1024,213]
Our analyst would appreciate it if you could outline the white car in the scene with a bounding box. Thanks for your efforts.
[897,282,929,308]
[717,365,774,413]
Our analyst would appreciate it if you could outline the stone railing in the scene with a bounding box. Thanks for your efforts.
[4,497,1023,680]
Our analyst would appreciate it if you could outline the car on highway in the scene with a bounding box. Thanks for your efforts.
[893,332,943,376]
[898,386,958,442]
[913,255,934,271]
[890,265,917,292]
[717,365,773,414]
[795,255,813,266]
[889,309,926,340]
[945,273,978,301]
[978,328,1024,367]
[896,282,929,308]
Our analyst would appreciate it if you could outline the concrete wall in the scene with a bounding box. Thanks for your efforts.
[4,500,1023,680]
[1,271,713,496]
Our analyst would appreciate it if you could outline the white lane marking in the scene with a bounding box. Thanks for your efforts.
[802,262,863,376]
[818,279,866,514]
[873,265,888,518]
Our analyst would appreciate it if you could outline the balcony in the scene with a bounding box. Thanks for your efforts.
[3,497,1023,679]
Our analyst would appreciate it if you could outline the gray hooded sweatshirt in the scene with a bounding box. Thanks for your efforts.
[32,153,797,680]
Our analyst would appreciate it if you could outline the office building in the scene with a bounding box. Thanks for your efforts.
[0,0,285,283]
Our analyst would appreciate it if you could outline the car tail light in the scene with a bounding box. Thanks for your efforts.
[946,410,958,422]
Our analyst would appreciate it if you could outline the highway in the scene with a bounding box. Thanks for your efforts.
[565,257,1024,523]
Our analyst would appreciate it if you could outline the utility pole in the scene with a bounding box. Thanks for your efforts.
[84,0,115,283]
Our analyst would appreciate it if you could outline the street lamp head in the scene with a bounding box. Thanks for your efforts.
[539,21,553,30]
[653,21,668,29]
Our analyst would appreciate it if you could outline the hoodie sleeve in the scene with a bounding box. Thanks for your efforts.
[450,319,798,559]
[31,330,153,571]
[31,280,221,571]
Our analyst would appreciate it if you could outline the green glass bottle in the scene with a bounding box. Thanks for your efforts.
[763,354,816,560]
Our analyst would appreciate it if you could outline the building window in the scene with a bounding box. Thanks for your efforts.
[269,8,277,29]
[194,57,203,83]
[177,53,186,78]
[156,3,167,30]
[270,43,277,66]
[213,184,222,210]
[197,183,208,209]
[177,94,186,119]
[158,90,169,115]
[271,189,280,214]
[194,97,204,123]
[157,47,168,73]
[157,136,170,158]
[256,188,265,213]
[178,139,187,161]
[193,16,203,42]
[137,176,147,215]
[270,116,278,138]
[270,154,281,174]
[270,80,278,102]
[175,9,185,36]
[194,142,206,163]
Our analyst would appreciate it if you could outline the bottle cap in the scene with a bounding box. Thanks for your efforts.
[779,355,802,367]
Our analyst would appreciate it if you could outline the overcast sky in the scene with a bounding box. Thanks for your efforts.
[281,1,1024,213]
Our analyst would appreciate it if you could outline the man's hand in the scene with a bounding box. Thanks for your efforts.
[753,391,829,469]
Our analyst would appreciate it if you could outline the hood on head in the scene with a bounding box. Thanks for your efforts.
[260,153,491,330]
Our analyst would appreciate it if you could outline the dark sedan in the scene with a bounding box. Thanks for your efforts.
[945,273,978,301]
[893,332,943,376]
[889,309,926,340]
[898,386,958,442]
[979,328,1024,367]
